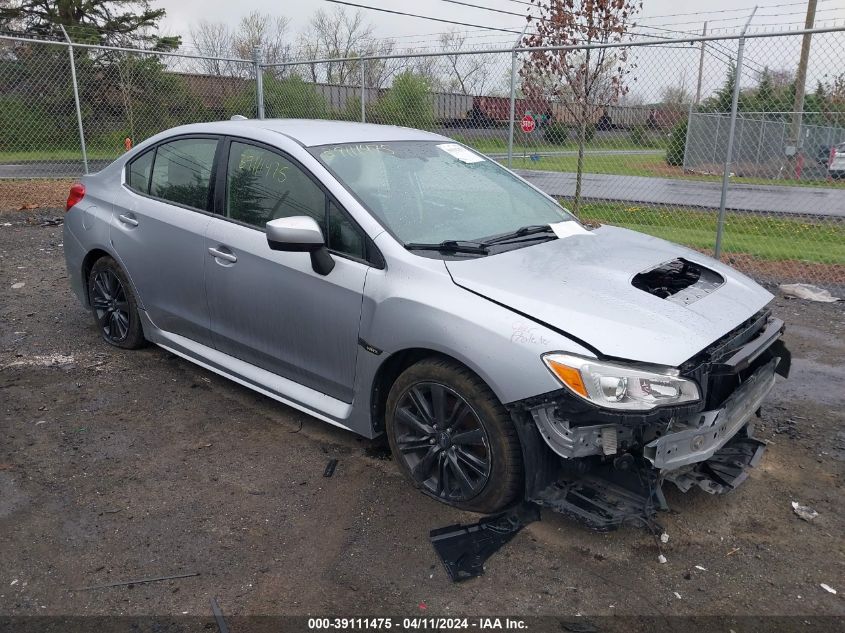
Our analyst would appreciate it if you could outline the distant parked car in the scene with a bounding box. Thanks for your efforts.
[63,118,790,530]
[828,142,845,178]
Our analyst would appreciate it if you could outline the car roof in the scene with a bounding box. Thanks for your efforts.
[195,118,450,147]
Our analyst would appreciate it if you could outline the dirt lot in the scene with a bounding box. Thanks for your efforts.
[1,208,843,627]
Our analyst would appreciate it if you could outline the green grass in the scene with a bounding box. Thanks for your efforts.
[450,134,665,155]
[507,153,667,177]
[572,202,845,265]
[0,148,121,162]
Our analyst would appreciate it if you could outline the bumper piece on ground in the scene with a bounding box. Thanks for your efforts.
[429,503,540,582]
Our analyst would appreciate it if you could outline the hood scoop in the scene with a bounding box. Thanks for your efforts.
[632,258,724,306]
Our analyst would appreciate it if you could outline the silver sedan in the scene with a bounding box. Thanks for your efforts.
[63,119,789,529]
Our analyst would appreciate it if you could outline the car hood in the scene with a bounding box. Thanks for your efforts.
[445,225,773,367]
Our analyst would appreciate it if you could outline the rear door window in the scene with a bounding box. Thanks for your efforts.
[150,138,218,210]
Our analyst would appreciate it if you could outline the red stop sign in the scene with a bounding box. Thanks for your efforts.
[521,115,536,133]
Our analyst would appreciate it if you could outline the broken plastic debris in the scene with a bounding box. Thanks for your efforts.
[657,554,667,564]
[791,501,818,521]
[673,591,682,599]
[11,282,25,289]
[660,532,669,544]
[695,565,707,571]
[779,283,840,303]
[323,459,338,478]
[430,504,540,582]
[820,584,837,595]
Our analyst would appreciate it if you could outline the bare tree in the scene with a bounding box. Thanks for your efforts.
[439,29,494,96]
[297,7,375,85]
[188,21,235,76]
[188,11,292,78]
[233,10,293,75]
[521,0,641,213]
[662,77,691,108]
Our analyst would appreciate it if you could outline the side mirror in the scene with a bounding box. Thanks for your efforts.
[266,216,335,276]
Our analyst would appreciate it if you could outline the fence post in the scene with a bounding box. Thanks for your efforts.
[253,46,265,119]
[682,106,694,172]
[361,59,366,123]
[507,25,528,169]
[60,25,88,175]
[507,50,517,169]
[715,7,757,259]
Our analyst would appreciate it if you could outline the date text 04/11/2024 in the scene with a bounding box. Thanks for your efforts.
[307,617,529,630]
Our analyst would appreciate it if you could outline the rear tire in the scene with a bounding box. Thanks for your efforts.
[385,357,523,514]
[87,256,145,349]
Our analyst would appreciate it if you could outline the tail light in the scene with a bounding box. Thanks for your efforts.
[66,183,85,212]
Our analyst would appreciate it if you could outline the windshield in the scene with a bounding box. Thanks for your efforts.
[310,141,575,245]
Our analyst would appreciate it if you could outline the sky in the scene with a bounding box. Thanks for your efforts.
[157,0,845,102]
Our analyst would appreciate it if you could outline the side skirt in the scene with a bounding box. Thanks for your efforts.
[139,311,355,433]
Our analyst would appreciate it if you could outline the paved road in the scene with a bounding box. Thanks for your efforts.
[2,158,842,218]
[516,169,845,218]
[0,160,111,179]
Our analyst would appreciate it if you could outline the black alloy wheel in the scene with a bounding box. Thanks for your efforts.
[393,381,492,503]
[87,256,145,349]
[91,268,130,343]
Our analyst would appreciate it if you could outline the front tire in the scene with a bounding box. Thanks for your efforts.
[385,358,523,514]
[87,256,145,349]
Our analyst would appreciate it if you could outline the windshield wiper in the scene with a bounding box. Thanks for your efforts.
[405,240,489,255]
[480,224,556,246]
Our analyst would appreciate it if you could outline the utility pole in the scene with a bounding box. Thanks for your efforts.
[694,22,708,105]
[787,0,817,178]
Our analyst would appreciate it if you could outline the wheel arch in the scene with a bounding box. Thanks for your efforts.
[369,347,494,435]
[81,248,145,311]
[81,248,112,307]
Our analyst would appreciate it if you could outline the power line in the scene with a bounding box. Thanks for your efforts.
[637,6,841,28]
[431,0,526,19]
[637,0,834,22]
[321,0,522,34]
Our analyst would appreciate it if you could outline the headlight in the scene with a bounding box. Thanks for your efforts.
[542,353,700,411]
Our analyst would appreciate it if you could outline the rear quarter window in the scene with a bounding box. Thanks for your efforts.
[127,149,154,194]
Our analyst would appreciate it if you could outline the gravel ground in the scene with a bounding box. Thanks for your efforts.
[0,209,843,626]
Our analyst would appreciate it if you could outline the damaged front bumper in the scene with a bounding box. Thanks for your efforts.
[511,312,790,531]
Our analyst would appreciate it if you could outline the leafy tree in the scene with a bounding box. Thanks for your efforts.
[520,0,642,214]
[704,61,737,114]
[666,120,687,167]
[370,72,435,129]
[0,0,178,49]
[264,75,329,119]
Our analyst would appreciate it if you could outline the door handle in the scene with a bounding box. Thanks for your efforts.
[208,246,237,263]
[118,214,139,227]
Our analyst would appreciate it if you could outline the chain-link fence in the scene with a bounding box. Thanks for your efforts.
[0,35,256,176]
[2,27,844,287]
